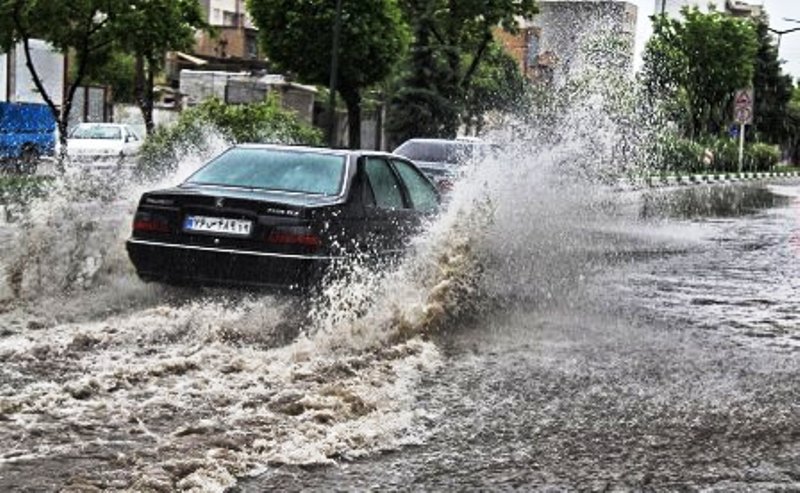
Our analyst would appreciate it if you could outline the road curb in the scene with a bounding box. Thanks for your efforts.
[644,171,799,189]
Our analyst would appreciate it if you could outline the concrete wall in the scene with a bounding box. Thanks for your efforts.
[653,0,708,17]
[113,104,181,137]
[180,70,317,123]
[0,41,65,105]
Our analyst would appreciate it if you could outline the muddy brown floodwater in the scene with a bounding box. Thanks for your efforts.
[0,181,798,491]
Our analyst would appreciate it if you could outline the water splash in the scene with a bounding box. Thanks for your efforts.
[0,28,671,490]
[0,129,230,321]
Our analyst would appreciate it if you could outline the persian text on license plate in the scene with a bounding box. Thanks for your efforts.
[183,215,252,236]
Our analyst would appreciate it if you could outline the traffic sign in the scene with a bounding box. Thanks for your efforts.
[735,107,752,125]
[733,88,754,124]
[732,88,754,173]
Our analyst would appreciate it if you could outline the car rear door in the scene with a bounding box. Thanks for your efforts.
[389,158,440,215]
[361,156,417,256]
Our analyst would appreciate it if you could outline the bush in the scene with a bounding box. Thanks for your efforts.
[653,136,781,174]
[0,175,54,205]
[706,138,739,173]
[136,96,324,179]
[653,135,704,173]
[745,142,780,171]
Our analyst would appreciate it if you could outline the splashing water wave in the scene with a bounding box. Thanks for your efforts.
[0,124,511,488]
[0,55,654,489]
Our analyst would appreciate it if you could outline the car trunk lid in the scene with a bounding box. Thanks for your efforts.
[132,186,344,255]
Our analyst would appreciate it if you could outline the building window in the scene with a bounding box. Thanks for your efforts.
[246,36,258,59]
[222,10,237,26]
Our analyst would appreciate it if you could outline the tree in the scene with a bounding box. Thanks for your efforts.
[82,50,136,104]
[247,0,409,149]
[462,41,526,134]
[0,0,206,151]
[643,7,758,139]
[786,85,800,164]
[136,96,323,178]
[386,11,460,145]
[114,0,205,136]
[0,0,126,153]
[388,0,537,140]
[751,16,794,146]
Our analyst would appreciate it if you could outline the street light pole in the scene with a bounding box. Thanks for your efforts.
[767,26,800,51]
[328,0,343,148]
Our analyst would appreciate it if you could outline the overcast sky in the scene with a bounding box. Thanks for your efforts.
[630,0,800,81]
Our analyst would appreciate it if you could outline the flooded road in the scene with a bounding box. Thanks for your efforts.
[1,178,799,491]
[240,183,800,491]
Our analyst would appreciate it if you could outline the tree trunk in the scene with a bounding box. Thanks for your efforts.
[18,36,76,164]
[135,54,156,136]
[341,88,361,149]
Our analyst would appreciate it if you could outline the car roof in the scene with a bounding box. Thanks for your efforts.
[233,143,402,160]
[75,122,130,128]
[397,137,485,145]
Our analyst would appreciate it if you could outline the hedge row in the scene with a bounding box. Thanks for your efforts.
[653,136,780,173]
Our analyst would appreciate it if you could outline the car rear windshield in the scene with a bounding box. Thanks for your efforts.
[184,147,347,196]
[394,141,483,164]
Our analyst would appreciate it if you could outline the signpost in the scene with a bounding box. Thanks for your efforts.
[733,88,754,173]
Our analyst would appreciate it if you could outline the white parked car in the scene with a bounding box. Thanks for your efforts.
[67,123,143,163]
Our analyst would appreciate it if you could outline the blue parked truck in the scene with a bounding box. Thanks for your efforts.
[0,102,56,173]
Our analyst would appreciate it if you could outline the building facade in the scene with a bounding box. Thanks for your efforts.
[195,0,260,60]
[500,1,637,86]
[654,0,762,18]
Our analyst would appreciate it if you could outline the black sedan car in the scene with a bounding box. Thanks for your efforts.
[126,144,440,289]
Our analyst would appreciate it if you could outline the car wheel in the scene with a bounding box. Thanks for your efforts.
[17,146,39,174]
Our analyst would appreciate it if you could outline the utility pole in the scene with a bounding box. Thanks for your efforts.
[327,0,343,148]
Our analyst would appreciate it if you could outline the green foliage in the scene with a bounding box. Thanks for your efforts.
[82,51,136,103]
[0,0,206,146]
[113,0,206,134]
[744,142,780,171]
[0,175,53,206]
[0,0,131,147]
[653,135,780,173]
[388,0,537,141]
[114,0,204,60]
[653,135,705,173]
[643,7,758,138]
[136,98,323,179]
[788,87,800,163]
[706,138,739,173]
[752,17,794,146]
[462,41,526,133]
[247,0,409,148]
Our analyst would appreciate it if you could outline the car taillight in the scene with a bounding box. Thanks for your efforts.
[265,228,322,249]
[133,213,170,233]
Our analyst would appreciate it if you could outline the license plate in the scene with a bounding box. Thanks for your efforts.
[183,215,252,236]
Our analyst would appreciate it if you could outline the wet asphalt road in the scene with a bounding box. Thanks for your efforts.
[241,183,800,491]
[0,182,798,491]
